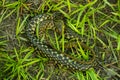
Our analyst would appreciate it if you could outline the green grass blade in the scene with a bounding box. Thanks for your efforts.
[87,69,98,80]
[16,15,29,36]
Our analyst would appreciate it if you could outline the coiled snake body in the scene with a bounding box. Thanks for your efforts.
[26,13,95,71]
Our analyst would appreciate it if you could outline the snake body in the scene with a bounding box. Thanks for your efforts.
[26,13,95,71]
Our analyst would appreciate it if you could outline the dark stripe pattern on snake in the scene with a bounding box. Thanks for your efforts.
[26,13,95,71]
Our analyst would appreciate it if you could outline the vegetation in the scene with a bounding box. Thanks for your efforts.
[0,0,120,80]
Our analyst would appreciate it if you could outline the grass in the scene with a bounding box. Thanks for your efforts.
[0,0,120,80]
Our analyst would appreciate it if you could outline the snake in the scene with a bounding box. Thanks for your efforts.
[26,13,95,71]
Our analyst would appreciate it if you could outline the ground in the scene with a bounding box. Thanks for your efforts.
[0,0,120,80]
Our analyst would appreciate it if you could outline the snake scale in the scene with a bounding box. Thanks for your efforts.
[26,13,95,71]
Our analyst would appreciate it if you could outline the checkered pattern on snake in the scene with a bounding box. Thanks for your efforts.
[26,13,94,71]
